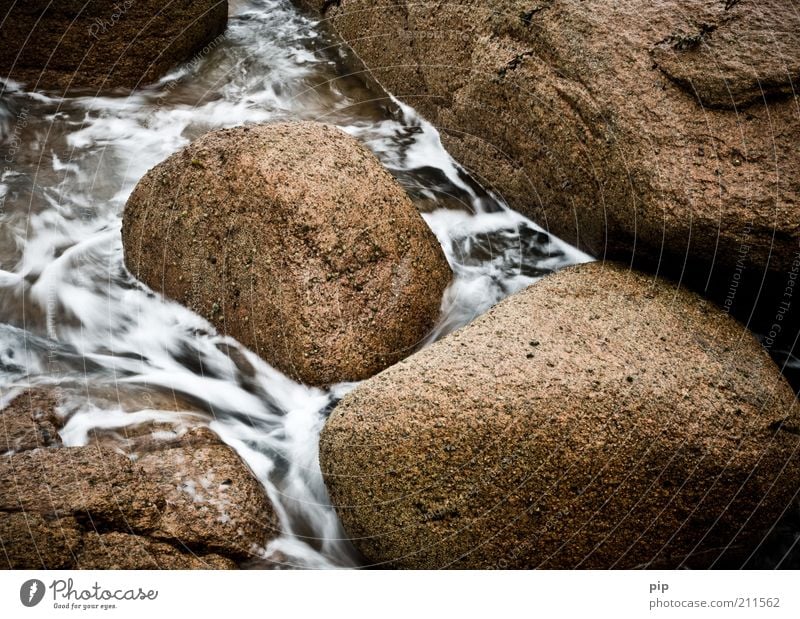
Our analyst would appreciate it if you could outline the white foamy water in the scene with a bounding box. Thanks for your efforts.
[0,0,590,568]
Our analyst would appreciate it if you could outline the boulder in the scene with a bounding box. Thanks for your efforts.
[135,427,280,559]
[0,393,277,568]
[304,0,800,276]
[122,121,452,386]
[0,0,228,91]
[320,262,800,568]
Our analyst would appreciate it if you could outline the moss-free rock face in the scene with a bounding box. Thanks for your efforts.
[304,0,800,275]
[76,532,236,569]
[1,389,62,453]
[320,262,800,568]
[122,121,452,386]
[0,392,277,569]
[134,427,279,559]
[0,0,228,91]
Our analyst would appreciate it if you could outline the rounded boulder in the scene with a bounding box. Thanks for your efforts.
[122,121,452,386]
[320,262,800,568]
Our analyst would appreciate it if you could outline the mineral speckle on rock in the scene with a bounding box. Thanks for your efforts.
[320,262,800,568]
[122,121,452,386]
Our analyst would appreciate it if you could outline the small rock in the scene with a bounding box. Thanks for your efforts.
[136,427,279,560]
[0,392,279,568]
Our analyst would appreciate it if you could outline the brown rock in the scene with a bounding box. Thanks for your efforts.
[0,392,279,568]
[76,532,236,569]
[0,445,163,531]
[0,512,81,569]
[320,262,800,568]
[135,427,279,560]
[307,0,800,275]
[0,0,228,91]
[122,121,452,386]
[651,2,800,109]
[0,517,237,569]
[0,389,62,454]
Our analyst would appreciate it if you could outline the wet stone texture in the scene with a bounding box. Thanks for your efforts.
[1,390,62,454]
[304,0,800,277]
[0,389,278,569]
[122,121,452,387]
[320,262,800,568]
[0,0,229,91]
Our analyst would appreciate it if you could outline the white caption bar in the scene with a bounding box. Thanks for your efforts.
[1,570,796,618]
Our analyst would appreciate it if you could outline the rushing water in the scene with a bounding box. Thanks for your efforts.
[0,0,593,568]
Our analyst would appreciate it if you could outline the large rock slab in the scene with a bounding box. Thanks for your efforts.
[0,0,228,91]
[304,0,800,276]
[122,121,452,386]
[320,262,800,568]
[0,392,278,568]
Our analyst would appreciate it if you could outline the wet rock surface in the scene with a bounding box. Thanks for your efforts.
[0,0,229,91]
[76,532,236,570]
[320,262,800,568]
[0,444,164,532]
[122,121,452,387]
[0,390,278,569]
[1,389,62,454]
[303,0,800,276]
[135,427,279,559]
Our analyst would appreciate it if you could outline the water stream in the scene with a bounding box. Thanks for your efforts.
[1,0,593,568]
